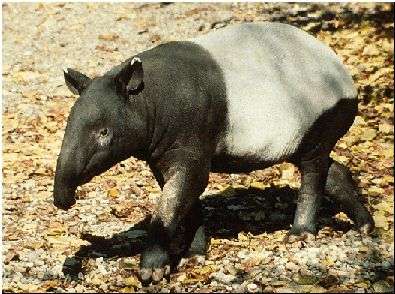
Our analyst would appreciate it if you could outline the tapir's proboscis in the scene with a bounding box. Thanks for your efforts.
[54,23,374,283]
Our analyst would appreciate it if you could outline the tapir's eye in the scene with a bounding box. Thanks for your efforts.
[99,128,109,137]
[97,128,112,147]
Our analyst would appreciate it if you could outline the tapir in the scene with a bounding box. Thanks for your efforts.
[53,23,374,282]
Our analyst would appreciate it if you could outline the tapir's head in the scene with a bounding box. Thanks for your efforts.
[53,57,146,210]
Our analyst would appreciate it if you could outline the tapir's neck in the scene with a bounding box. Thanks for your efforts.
[122,94,152,161]
[132,85,169,162]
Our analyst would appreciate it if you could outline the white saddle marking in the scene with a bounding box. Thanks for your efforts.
[192,23,357,161]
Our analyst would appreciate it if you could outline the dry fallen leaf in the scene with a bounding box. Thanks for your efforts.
[107,187,119,198]
[379,123,393,134]
[98,33,119,41]
[360,128,377,141]
[373,211,390,230]
[367,186,385,197]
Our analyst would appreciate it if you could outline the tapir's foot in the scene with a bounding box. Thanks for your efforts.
[283,224,316,243]
[188,225,208,256]
[354,218,375,238]
[354,213,375,236]
[358,223,374,236]
[140,245,171,284]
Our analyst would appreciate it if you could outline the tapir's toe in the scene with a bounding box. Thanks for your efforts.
[140,268,152,282]
[140,245,171,284]
[151,265,171,282]
[358,222,375,237]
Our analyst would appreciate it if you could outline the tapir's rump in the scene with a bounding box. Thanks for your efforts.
[190,23,357,162]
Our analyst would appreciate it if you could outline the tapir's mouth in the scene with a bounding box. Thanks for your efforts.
[54,196,76,210]
[79,169,96,185]
[53,183,77,211]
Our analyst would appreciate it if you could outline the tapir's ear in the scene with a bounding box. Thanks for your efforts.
[115,57,144,98]
[63,68,91,95]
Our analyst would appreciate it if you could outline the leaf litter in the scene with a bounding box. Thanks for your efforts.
[2,2,394,293]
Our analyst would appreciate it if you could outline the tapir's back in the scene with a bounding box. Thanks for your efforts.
[192,23,357,161]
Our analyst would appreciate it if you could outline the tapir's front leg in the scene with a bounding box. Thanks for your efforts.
[141,149,209,283]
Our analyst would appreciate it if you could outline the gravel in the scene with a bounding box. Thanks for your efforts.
[3,2,394,293]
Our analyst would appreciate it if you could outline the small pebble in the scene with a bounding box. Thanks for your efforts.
[246,283,259,293]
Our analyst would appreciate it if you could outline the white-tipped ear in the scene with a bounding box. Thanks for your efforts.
[130,57,141,66]
[63,68,91,95]
[116,57,144,98]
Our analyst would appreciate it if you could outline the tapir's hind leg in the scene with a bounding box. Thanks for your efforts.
[285,99,362,242]
[286,150,330,241]
[325,159,374,234]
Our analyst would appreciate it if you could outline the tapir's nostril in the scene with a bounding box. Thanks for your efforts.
[53,183,77,211]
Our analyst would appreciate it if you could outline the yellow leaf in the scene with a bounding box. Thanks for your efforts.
[382,148,394,159]
[360,128,377,141]
[367,187,384,197]
[121,287,135,293]
[98,34,119,41]
[354,116,366,126]
[362,44,380,56]
[331,153,349,164]
[371,178,384,185]
[47,222,67,236]
[21,90,38,99]
[280,164,295,180]
[383,103,394,112]
[238,232,249,242]
[323,256,335,267]
[373,211,389,230]
[107,188,119,198]
[373,201,394,214]
[355,281,370,289]
[232,183,246,189]
[383,175,394,184]
[198,265,216,275]
[250,181,269,190]
[379,124,393,134]
[124,276,141,288]
[337,142,348,149]
[210,239,222,245]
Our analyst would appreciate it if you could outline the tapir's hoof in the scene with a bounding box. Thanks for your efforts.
[283,225,316,243]
[355,214,375,236]
[140,245,171,284]
[357,223,375,236]
[140,265,171,284]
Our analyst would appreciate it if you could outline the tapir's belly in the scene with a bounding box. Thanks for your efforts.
[193,23,357,165]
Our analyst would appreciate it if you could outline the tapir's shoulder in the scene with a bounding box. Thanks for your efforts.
[104,41,215,81]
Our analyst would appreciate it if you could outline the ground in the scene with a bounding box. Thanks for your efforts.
[2,2,394,293]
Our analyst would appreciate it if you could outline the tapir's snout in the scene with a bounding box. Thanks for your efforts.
[53,184,77,210]
[53,133,83,211]
[53,195,76,210]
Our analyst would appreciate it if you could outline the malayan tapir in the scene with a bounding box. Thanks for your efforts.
[53,23,374,283]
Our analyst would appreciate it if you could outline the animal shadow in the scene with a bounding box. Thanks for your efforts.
[201,185,351,238]
[62,185,352,277]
